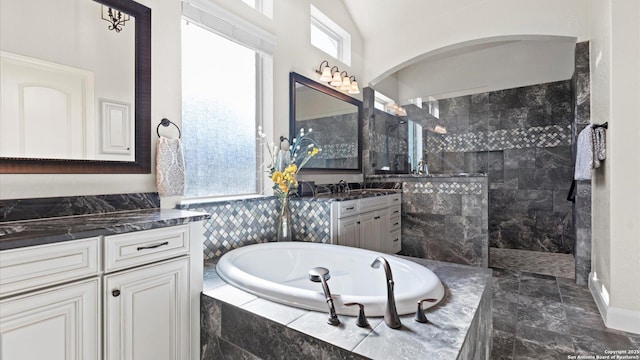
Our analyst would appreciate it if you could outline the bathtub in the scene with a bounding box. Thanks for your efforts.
[216,242,445,317]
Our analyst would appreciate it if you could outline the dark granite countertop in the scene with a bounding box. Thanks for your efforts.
[367,173,487,179]
[0,208,210,251]
[296,189,402,202]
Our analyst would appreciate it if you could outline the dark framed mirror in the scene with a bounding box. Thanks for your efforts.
[289,72,362,173]
[0,0,151,174]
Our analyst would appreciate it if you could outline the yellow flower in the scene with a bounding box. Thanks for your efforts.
[279,183,289,193]
[272,171,284,183]
[285,164,297,174]
[308,147,319,156]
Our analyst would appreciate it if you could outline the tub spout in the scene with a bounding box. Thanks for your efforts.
[308,267,340,326]
[371,256,402,329]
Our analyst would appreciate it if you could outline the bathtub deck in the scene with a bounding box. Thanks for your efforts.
[201,256,492,360]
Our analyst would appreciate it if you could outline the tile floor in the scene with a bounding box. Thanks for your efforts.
[489,249,640,359]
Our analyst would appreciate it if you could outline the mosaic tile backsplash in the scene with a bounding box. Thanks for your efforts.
[180,197,331,260]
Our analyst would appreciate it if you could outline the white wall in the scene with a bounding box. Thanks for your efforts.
[0,0,365,201]
[589,0,640,334]
[0,0,181,200]
[393,38,576,102]
[348,0,589,86]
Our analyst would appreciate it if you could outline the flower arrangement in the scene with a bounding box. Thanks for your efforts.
[258,126,321,199]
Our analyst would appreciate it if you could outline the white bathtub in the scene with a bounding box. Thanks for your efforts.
[216,242,445,317]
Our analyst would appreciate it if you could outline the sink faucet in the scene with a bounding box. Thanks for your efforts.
[371,257,402,329]
[308,267,340,325]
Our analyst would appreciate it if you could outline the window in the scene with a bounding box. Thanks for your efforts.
[240,0,273,18]
[310,5,351,65]
[408,120,423,172]
[181,19,261,198]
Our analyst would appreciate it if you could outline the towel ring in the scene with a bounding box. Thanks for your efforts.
[157,118,182,139]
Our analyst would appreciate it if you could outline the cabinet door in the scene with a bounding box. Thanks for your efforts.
[337,216,360,248]
[359,211,379,251]
[0,278,99,360]
[104,257,190,360]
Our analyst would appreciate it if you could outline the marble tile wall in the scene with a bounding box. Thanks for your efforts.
[400,176,489,267]
[418,80,576,254]
[299,113,359,169]
[369,109,409,172]
[179,197,331,260]
[572,41,592,285]
[1,193,160,222]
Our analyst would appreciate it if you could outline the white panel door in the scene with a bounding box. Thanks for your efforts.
[0,51,94,160]
[337,215,360,248]
[0,278,100,360]
[104,257,190,360]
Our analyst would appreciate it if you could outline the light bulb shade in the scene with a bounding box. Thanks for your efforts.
[339,76,351,90]
[319,66,332,82]
[348,80,360,94]
[330,72,343,86]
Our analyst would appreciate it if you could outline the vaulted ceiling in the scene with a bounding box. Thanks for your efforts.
[342,0,585,102]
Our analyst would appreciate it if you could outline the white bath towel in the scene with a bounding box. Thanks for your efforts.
[156,136,185,196]
[574,126,593,180]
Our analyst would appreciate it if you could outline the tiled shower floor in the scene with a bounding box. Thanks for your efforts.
[489,247,575,279]
[489,248,639,359]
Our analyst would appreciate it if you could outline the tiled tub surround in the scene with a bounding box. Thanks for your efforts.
[0,193,210,250]
[201,257,492,360]
[368,174,489,267]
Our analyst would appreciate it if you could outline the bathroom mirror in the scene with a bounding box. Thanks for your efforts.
[0,0,151,173]
[289,72,362,172]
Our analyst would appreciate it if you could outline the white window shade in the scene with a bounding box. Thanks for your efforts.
[182,1,276,56]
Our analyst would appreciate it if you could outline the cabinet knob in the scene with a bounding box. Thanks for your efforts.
[112,289,121,297]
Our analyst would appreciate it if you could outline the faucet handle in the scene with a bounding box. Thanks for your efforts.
[414,298,438,323]
[344,302,369,328]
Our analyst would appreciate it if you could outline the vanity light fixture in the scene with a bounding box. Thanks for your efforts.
[101,5,130,33]
[315,61,360,95]
[317,60,332,82]
[330,69,343,87]
[348,76,360,94]
[339,71,351,91]
[386,103,407,117]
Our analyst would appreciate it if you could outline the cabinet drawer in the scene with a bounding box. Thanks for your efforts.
[360,196,389,213]
[337,200,359,218]
[104,225,189,272]
[389,205,401,218]
[389,230,402,253]
[388,193,401,206]
[0,237,100,298]
[389,216,402,232]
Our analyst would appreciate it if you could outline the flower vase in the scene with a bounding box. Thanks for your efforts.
[277,196,293,241]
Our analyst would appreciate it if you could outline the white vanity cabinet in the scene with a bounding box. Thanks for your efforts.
[331,193,401,253]
[0,221,204,360]
[0,238,101,360]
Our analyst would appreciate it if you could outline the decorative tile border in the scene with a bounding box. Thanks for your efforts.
[402,181,483,195]
[426,124,571,153]
[182,197,331,260]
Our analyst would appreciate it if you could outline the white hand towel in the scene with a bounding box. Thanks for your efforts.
[595,127,606,161]
[574,126,593,181]
[156,136,185,196]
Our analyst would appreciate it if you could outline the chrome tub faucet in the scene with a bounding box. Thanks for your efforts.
[308,267,340,326]
[371,256,402,329]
